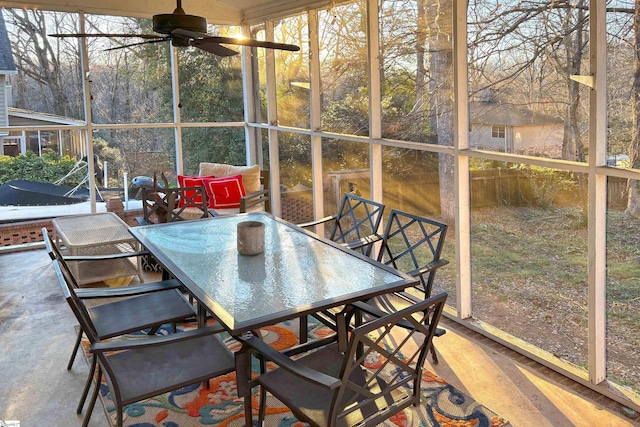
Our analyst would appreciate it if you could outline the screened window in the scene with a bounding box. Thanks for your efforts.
[492,125,506,139]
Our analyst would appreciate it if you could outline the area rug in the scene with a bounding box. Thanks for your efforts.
[80,318,510,427]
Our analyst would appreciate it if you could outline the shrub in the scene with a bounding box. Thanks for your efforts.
[518,165,577,208]
[0,152,81,186]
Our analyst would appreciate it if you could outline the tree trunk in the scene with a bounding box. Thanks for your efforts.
[626,0,640,217]
[427,0,455,224]
[561,2,585,162]
[562,79,582,161]
[415,0,427,118]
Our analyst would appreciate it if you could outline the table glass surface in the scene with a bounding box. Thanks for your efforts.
[130,213,411,331]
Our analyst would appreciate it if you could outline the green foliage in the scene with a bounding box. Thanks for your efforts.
[0,152,80,185]
[93,138,125,187]
[181,127,246,175]
[517,165,577,208]
[278,133,312,188]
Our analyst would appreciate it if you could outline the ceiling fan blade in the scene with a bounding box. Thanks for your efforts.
[103,38,170,52]
[49,33,162,39]
[190,39,239,56]
[208,36,301,52]
[171,28,210,39]
[172,28,300,52]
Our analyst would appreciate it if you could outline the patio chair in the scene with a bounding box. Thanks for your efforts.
[297,192,385,256]
[50,258,234,427]
[236,292,448,427]
[198,162,271,215]
[296,193,385,342]
[134,185,214,274]
[43,228,200,412]
[136,185,213,225]
[350,209,449,362]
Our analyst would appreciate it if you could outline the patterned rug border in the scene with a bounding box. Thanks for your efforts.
[79,319,511,427]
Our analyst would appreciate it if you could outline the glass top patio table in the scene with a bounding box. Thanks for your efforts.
[129,212,417,335]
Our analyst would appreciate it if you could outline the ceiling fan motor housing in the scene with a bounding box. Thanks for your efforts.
[153,13,207,46]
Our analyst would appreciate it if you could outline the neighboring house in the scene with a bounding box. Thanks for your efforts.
[3,107,85,157]
[0,13,84,158]
[0,12,17,139]
[469,100,564,158]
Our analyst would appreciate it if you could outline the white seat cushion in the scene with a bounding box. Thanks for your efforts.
[198,163,261,194]
[172,207,208,220]
[213,203,264,216]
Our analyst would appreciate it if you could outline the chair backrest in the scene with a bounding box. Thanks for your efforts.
[333,292,448,426]
[330,193,385,256]
[141,186,210,223]
[45,227,108,350]
[42,227,82,289]
[377,209,448,298]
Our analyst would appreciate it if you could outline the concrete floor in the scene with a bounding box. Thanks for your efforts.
[1,247,639,427]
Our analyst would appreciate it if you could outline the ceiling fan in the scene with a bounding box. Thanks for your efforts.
[49,0,300,57]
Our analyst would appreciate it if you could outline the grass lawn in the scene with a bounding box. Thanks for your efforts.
[432,206,640,393]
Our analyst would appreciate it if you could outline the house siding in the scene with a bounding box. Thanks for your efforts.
[0,76,7,136]
[470,123,563,157]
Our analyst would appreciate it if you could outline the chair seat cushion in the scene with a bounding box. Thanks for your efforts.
[198,163,261,194]
[213,202,264,216]
[172,206,209,220]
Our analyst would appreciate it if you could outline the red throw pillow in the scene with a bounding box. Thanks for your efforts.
[203,174,247,209]
[176,175,215,207]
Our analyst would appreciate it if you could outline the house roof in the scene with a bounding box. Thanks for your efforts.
[8,107,85,125]
[0,13,17,74]
[470,101,563,127]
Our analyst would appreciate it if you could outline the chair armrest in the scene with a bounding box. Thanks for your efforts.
[74,279,183,299]
[241,189,268,201]
[341,233,383,251]
[64,250,150,262]
[297,215,337,229]
[406,258,450,278]
[239,189,269,213]
[351,299,446,337]
[89,324,226,353]
[351,300,400,321]
[240,335,341,390]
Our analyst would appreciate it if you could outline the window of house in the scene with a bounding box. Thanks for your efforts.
[492,125,506,139]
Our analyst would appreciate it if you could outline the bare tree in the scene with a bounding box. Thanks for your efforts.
[4,9,82,118]
[625,0,640,216]
[426,0,455,223]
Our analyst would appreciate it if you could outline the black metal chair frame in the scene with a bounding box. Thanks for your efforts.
[377,209,448,297]
[50,257,234,427]
[298,192,385,256]
[296,193,385,344]
[351,209,449,362]
[236,293,448,427]
[43,228,200,416]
